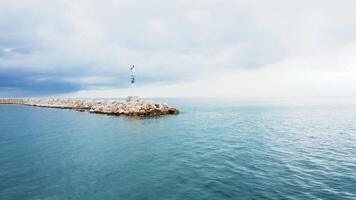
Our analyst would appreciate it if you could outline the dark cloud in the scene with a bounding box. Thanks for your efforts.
[0,70,82,96]
[0,68,182,96]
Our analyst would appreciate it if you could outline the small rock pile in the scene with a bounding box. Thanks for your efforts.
[89,98,179,116]
[0,97,179,117]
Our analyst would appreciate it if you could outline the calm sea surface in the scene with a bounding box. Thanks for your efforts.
[1,98,356,199]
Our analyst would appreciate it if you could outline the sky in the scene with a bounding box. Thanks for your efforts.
[0,0,356,97]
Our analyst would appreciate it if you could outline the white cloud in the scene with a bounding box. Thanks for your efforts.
[61,76,116,85]
[61,41,356,98]
[1,0,356,96]
[2,48,12,52]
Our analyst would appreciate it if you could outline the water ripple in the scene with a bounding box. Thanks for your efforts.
[1,104,356,199]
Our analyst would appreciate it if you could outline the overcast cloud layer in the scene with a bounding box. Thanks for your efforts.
[1,0,356,97]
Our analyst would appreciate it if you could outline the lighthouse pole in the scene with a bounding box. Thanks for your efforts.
[130,65,135,87]
[128,65,136,101]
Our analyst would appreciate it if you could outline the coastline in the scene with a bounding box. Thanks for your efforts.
[0,97,179,117]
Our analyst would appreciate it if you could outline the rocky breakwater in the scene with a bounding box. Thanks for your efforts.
[0,97,179,117]
[88,98,179,116]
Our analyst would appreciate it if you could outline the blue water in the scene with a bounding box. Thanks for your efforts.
[1,98,356,199]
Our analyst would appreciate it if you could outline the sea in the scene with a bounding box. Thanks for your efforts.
[0,97,356,200]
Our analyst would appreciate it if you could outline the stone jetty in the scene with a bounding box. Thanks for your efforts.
[0,97,179,117]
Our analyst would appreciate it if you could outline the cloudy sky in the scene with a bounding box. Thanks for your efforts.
[0,0,356,97]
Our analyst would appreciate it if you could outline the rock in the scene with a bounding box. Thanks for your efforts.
[0,98,180,117]
[168,108,179,114]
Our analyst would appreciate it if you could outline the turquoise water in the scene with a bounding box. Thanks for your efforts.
[1,98,356,199]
